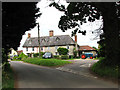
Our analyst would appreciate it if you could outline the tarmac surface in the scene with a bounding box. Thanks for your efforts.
[10,60,118,88]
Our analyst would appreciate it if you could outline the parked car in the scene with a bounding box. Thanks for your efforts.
[42,52,52,58]
[81,53,93,59]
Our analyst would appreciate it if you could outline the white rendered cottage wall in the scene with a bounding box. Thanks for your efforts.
[23,45,75,56]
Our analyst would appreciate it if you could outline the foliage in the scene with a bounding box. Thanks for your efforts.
[2,2,41,63]
[73,48,78,58]
[33,52,45,57]
[97,43,105,57]
[92,46,98,50]
[60,55,69,60]
[69,55,74,59]
[91,58,119,79]
[24,58,72,66]
[13,56,19,60]
[18,52,28,60]
[53,55,60,59]
[57,47,69,55]
[2,48,8,63]
[49,2,120,66]
[2,63,14,89]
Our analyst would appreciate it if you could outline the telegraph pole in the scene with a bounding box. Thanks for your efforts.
[37,23,41,57]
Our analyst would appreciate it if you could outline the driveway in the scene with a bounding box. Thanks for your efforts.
[10,60,118,88]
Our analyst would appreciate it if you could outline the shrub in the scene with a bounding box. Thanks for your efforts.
[33,52,45,57]
[69,55,74,59]
[33,53,39,57]
[13,56,19,60]
[61,55,69,60]
[18,52,28,60]
[73,51,77,58]
[57,47,69,55]
[54,55,60,59]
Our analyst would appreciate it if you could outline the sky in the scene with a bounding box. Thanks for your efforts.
[18,0,103,50]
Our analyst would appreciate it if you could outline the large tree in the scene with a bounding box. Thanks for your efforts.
[2,2,41,63]
[49,2,120,66]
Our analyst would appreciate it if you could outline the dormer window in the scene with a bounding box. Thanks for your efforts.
[41,38,46,42]
[29,40,32,44]
[56,37,60,41]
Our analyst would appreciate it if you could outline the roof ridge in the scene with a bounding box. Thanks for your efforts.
[30,35,70,38]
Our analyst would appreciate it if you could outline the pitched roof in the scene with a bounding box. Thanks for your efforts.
[17,50,23,55]
[79,45,96,51]
[23,35,75,47]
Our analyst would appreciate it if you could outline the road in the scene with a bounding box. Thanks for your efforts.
[10,60,118,88]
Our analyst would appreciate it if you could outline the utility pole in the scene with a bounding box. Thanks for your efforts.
[37,23,41,57]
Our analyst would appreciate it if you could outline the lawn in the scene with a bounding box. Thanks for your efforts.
[24,58,72,67]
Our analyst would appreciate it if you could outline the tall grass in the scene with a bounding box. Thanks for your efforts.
[91,57,119,79]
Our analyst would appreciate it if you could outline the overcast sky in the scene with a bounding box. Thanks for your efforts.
[18,0,103,50]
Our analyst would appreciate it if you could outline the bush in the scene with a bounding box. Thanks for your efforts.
[73,51,77,58]
[61,55,69,60]
[69,55,74,59]
[54,55,60,59]
[18,52,28,60]
[33,53,39,57]
[13,56,19,60]
[91,57,120,79]
[57,47,69,55]
[33,52,45,57]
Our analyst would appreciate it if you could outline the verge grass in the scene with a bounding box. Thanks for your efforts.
[91,58,119,79]
[2,63,14,89]
[24,58,72,67]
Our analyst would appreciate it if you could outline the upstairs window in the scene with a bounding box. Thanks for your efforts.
[41,47,43,51]
[26,47,28,51]
[32,47,34,51]
[67,45,69,49]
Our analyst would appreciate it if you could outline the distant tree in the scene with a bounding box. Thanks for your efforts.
[57,47,69,55]
[2,2,41,64]
[92,46,98,50]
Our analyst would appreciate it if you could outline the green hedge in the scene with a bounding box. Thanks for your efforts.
[33,52,45,57]
[61,55,69,60]
[54,55,60,59]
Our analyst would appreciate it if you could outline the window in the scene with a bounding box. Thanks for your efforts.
[41,47,43,51]
[56,37,60,41]
[55,46,58,52]
[48,47,50,50]
[67,45,69,49]
[32,47,34,51]
[26,47,28,51]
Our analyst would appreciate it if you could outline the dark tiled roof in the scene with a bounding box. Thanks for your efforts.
[23,35,75,47]
[79,45,96,51]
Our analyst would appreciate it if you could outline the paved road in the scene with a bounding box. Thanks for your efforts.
[10,60,118,88]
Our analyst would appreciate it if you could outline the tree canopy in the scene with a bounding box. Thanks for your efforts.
[49,2,120,66]
[2,2,41,50]
[2,2,41,63]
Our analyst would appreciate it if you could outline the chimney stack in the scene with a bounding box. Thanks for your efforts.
[75,34,77,42]
[49,30,54,37]
[28,33,31,38]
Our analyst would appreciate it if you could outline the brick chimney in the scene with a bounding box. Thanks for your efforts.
[28,33,31,38]
[49,30,54,37]
[75,34,77,43]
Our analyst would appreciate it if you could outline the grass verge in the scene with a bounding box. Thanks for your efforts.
[2,63,14,89]
[91,58,119,79]
[24,58,72,67]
